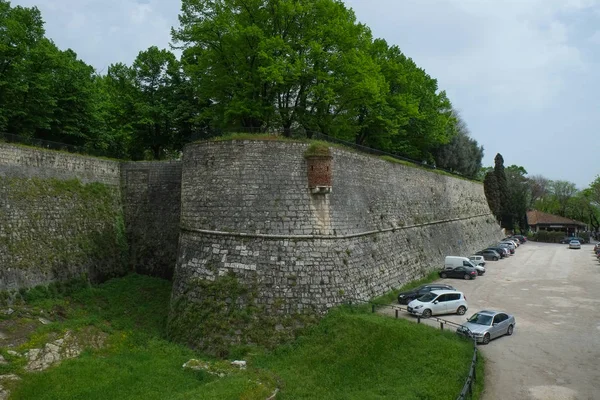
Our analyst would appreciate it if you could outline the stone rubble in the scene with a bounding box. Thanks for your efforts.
[0,375,19,400]
[25,330,106,372]
[182,359,227,378]
[231,360,246,369]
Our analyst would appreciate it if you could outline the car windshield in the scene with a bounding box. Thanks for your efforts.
[417,293,436,302]
[467,313,493,325]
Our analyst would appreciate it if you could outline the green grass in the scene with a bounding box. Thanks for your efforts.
[254,307,477,400]
[4,274,482,400]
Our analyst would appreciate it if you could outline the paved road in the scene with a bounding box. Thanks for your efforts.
[380,242,600,400]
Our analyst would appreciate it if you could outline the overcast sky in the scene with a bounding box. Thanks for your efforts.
[12,0,600,188]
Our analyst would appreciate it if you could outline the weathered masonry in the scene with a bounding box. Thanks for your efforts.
[0,144,180,290]
[167,140,503,351]
[0,140,502,352]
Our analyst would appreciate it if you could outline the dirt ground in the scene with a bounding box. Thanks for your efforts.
[379,241,600,400]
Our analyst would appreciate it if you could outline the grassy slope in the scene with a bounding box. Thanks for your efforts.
[255,308,475,400]
[5,274,482,400]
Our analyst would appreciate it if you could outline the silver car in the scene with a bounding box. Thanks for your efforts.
[456,310,516,344]
[569,240,581,249]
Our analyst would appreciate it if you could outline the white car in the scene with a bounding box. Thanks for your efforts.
[569,240,581,249]
[468,255,486,266]
[499,241,516,250]
[407,290,468,318]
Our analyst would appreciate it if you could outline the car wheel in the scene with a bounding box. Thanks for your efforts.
[440,272,447,278]
[482,333,491,345]
[456,306,466,315]
[464,274,471,280]
[507,325,514,336]
[493,256,498,261]
[422,309,432,318]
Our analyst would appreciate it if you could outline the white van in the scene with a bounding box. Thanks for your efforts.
[445,256,485,276]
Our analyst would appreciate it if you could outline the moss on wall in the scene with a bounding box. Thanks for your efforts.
[0,177,128,289]
[167,271,319,358]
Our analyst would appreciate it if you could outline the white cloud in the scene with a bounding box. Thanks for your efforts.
[346,0,590,113]
[12,0,179,71]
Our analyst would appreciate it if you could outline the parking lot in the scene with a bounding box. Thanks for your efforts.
[381,241,600,400]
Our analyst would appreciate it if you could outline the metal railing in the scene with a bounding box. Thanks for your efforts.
[347,298,479,400]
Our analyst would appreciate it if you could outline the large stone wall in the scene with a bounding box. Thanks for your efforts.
[0,144,128,290]
[121,161,182,279]
[169,140,503,351]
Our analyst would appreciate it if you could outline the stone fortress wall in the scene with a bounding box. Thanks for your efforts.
[169,141,503,345]
[0,140,503,350]
[0,144,180,290]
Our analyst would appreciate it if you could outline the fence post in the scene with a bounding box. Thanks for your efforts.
[440,321,444,331]
[371,304,375,313]
[417,316,421,324]
[395,309,398,319]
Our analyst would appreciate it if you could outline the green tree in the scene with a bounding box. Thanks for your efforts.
[0,1,99,147]
[432,110,483,178]
[131,46,183,159]
[494,154,509,227]
[504,165,530,232]
[0,0,45,132]
[527,175,549,208]
[484,172,500,219]
[550,180,577,217]
[94,63,137,158]
[173,0,457,161]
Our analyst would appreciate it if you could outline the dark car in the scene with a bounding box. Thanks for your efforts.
[486,247,508,258]
[475,249,501,261]
[512,235,527,243]
[497,243,515,254]
[439,266,478,280]
[559,236,588,244]
[397,283,456,305]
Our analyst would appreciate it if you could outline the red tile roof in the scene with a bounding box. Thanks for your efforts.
[526,210,586,227]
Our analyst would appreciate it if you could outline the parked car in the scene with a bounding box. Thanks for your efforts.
[560,236,588,244]
[468,255,486,266]
[569,240,581,249]
[475,249,501,261]
[497,243,515,254]
[512,235,527,243]
[397,283,456,305]
[407,290,468,318]
[439,266,478,280]
[503,239,519,248]
[456,310,516,344]
[507,236,522,244]
[484,247,507,258]
[444,256,485,275]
